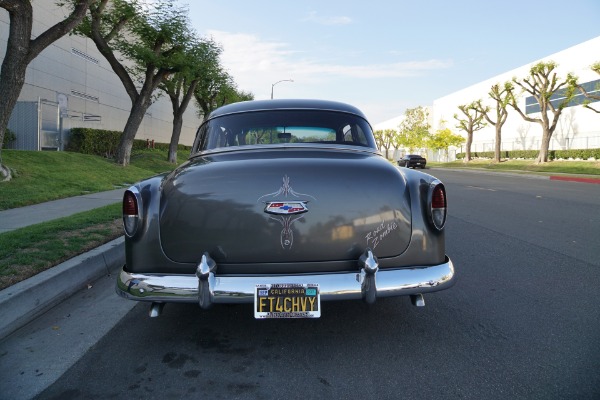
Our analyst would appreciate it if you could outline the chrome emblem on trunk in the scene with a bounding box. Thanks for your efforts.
[258,175,316,249]
[264,201,309,215]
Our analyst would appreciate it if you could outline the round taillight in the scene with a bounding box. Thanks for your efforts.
[432,186,446,209]
[123,190,139,236]
[123,191,138,216]
[430,183,447,230]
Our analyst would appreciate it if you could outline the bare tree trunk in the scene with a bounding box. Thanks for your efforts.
[493,125,501,162]
[115,98,150,166]
[168,113,184,163]
[465,132,473,162]
[166,81,198,163]
[114,68,167,166]
[537,128,553,163]
[536,110,559,164]
[0,3,30,157]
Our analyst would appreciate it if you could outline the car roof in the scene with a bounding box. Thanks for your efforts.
[207,99,369,121]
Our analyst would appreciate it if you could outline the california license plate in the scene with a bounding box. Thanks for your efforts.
[254,283,320,319]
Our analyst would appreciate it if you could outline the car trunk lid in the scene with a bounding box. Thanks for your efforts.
[159,148,412,265]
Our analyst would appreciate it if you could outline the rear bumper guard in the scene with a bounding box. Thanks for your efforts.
[117,250,455,307]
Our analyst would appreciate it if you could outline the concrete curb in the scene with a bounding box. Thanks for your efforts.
[0,236,124,340]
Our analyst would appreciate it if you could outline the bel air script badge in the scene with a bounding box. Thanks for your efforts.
[264,201,309,215]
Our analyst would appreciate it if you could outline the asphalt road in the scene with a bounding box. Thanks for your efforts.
[3,169,600,400]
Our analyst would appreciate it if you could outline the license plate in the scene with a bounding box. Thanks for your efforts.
[254,283,320,319]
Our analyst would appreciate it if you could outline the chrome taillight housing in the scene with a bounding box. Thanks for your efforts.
[429,181,447,230]
[123,188,141,237]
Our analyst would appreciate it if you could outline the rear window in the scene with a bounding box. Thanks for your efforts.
[192,110,376,152]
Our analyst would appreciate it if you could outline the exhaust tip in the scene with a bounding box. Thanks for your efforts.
[149,302,165,317]
[410,294,425,307]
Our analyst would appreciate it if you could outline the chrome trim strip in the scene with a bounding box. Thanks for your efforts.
[117,257,455,304]
[193,143,379,158]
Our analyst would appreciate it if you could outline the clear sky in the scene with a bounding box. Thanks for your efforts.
[185,0,600,124]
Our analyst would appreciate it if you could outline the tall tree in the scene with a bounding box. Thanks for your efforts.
[578,61,600,114]
[473,82,512,163]
[373,129,396,159]
[0,0,95,180]
[454,102,486,162]
[426,128,465,162]
[74,0,191,166]
[194,69,253,123]
[160,37,222,163]
[396,106,431,153]
[373,129,384,151]
[508,61,578,163]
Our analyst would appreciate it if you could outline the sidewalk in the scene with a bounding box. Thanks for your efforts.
[0,188,127,340]
[0,188,125,233]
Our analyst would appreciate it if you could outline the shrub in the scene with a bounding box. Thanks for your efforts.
[67,128,190,157]
[455,148,600,160]
[2,128,16,147]
[555,148,600,160]
[66,128,122,157]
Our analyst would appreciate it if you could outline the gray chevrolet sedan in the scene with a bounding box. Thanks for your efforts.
[117,99,455,319]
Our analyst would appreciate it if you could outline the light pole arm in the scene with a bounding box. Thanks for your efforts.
[271,79,294,99]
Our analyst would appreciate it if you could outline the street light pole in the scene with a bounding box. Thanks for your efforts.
[271,79,294,99]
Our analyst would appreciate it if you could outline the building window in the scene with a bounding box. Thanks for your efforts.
[525,79,600,114]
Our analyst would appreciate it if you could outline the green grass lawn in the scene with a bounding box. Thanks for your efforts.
[0,203,122,290]
[428,159,600,176]
[0,149,189,288]
[0,149,188,210]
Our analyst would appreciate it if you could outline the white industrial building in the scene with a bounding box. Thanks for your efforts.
[376,36,600,161]
[0,1,201,151]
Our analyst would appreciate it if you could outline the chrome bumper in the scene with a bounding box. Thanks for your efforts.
[116,253,455,306]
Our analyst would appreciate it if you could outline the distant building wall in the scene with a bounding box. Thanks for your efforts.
[0,0,202,150]
[373,37,600,162]
[432,36,600,158]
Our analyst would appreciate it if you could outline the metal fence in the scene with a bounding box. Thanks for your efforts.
[462,135,600,154]
[421,134,600,162]
[381,133,600,162]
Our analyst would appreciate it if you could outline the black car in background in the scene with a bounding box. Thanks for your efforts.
[398,154,427,169]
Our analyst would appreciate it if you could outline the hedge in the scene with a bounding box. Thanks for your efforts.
[2,128,16,147]
[66,128,190,157]
[456,148,600,160]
